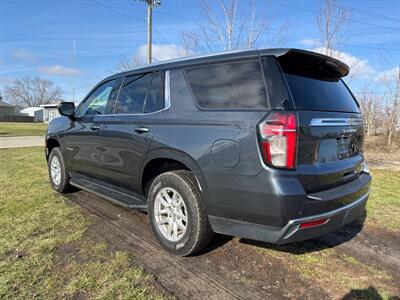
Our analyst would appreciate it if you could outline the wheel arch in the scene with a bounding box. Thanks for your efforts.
[45,138,61,161]
[140,149,209,203]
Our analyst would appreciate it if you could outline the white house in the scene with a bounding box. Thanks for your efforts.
[40,103,60,123]
[20,107,44,122]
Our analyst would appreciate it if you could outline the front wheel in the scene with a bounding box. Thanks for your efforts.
[48,147,71,193]
[148,170,213,256]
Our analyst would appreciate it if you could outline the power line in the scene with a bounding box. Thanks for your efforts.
[307,0,400,23]
[91,0,170,45]
[92,0,145,22]
[270,0,400,32]
[154,10,199,21]
[91,0,400,52]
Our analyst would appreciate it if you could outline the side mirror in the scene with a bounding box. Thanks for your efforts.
[58,102,75,118]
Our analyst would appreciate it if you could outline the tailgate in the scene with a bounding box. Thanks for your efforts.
[276,50,365,193]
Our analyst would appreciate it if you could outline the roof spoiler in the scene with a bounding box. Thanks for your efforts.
[263,48,350,78]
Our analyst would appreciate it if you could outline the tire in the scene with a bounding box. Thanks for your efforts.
[148,170,213,256]
[48,147,71,193]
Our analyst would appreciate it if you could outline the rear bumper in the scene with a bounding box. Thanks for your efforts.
[209,186,369,244]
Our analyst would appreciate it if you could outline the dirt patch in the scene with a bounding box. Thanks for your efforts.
[364,151,400,171]
[66,191,328,299]
[66,190,400,299]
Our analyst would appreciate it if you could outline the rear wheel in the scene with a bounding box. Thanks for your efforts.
[148,170,213,256]
[48,147,71,193]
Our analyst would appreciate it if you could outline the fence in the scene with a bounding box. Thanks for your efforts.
[0,115,35,122]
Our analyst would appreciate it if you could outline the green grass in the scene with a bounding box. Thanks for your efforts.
[367,169,400,231]
[0,147,164,299]
[0,122,47,137]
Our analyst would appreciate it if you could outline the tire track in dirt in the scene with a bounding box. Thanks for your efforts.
[66,190,329,300]
[68,193,248,299]
[317,225,400,282]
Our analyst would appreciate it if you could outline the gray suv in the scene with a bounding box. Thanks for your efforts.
[45,48,371,256]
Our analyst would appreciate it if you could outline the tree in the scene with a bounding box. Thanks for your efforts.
[315,0,352,58]
[380,66,400,148]
[116,55,147,72]
[358,88,381,136]
[5,76,62,108]
[314,1,365,85]
[181,0,288,54]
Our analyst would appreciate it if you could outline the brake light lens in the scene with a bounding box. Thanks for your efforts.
[258,112,297,169]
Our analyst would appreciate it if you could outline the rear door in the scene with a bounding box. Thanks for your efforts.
[97,71,165,193]
[264,55,365,193]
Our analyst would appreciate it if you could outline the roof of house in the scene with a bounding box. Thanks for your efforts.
[20,107,43,113]
[40,103,59,108]
[0,100,15,108]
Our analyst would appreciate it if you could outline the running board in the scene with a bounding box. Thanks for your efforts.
[70,176,148,212]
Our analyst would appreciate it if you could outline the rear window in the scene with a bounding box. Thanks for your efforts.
[185,60,268,109]
[283,73,360,113]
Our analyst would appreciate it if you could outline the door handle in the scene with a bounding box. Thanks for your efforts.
[90,124,100,131]
[134,126,149,133]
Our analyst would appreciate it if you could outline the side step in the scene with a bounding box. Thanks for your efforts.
[70,176,148,212]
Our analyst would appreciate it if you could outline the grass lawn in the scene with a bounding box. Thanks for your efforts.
[0,147,163,299]
[0,122,47,137]
[367,169,400,231]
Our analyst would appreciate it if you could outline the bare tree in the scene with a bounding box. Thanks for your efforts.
[314,1,365,85]
[357,88,381,136]
[181,0,288,54]
[4,76,62,108]
[315,0,352,57]
[116,55,147,72]
[380,66,400,148]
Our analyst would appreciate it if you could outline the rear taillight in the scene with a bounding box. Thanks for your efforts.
[258,112,297,169]
[299,218,329,229]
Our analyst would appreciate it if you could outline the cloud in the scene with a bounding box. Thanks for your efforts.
[374,67,399,83]
[299,38,320,47]
[38,65,81,77]
[137,44,187,62]
[312,47,375,80]
[11,48,38,62]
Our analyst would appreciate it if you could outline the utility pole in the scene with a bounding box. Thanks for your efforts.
[147,3,152,64]
[137,0,161,64]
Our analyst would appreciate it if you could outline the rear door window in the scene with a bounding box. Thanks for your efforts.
[185,60,268,109]
[144,72,164,113]
[282,70,360,113]
[116,74,152,114]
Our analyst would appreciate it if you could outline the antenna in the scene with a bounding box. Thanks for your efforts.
[72,40,76,102]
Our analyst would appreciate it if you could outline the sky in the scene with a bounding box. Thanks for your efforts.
[0,0,399,103]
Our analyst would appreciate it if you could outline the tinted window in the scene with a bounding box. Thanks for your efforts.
[144,72,164,113]
[81,80,118,115]
[261,56,292,110]
[116,74,151,114]
[283,73,359,113]
[185,60,268,109]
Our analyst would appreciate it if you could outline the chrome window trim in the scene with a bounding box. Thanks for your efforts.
[310,118,363,127]
[92,70,171,117]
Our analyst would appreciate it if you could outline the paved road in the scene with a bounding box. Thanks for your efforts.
[0,136,44,148]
